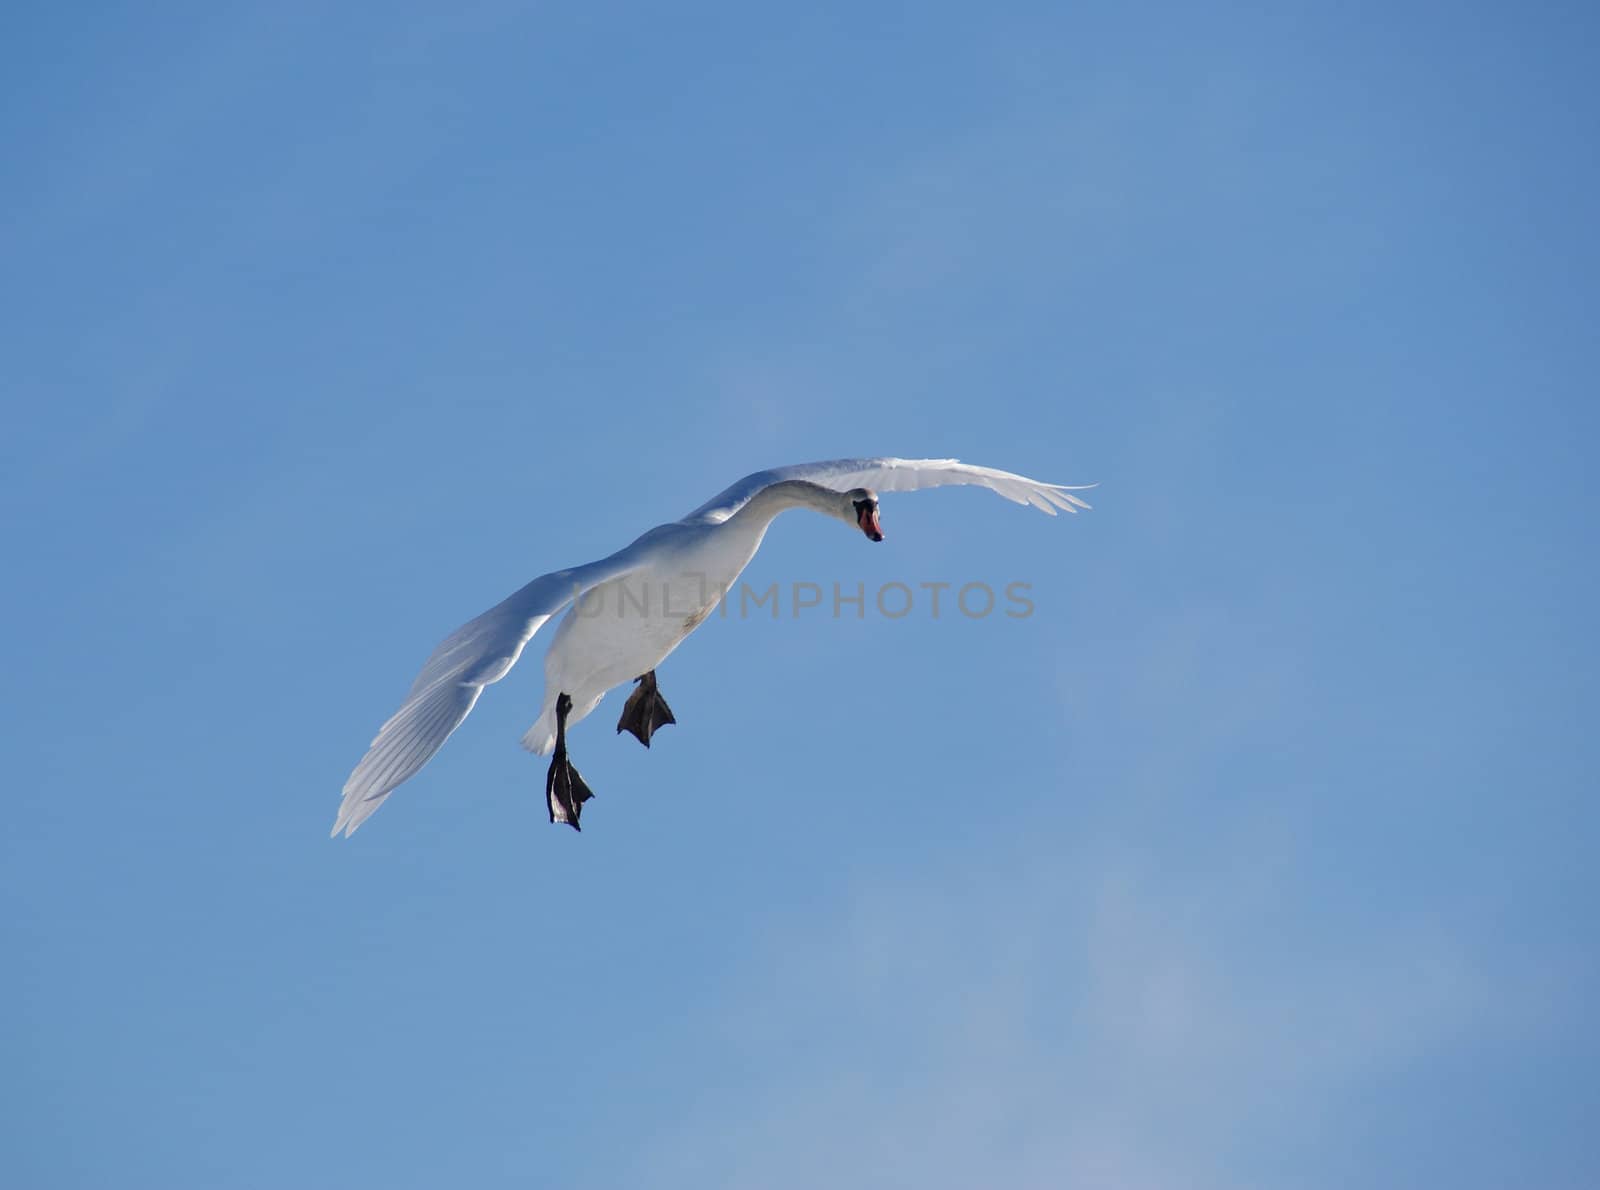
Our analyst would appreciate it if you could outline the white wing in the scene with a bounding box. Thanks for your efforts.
[333,554,642,837]
[682,457,1093,524]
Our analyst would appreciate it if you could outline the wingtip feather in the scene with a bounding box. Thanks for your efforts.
[333,681,480,838]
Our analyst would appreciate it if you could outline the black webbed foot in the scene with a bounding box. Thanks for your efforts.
[616,670,676,748]
[545,749,593,830]
[545,692,594,830]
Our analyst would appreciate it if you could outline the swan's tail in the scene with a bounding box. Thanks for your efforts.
[522,692,603,756]
[522,713,557,757]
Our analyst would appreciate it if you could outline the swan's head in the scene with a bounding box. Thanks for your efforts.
[846,488,883,542]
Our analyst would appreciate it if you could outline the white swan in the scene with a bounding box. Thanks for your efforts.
[334,457,1092,836]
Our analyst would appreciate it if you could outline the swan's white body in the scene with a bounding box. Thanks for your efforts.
[334,457,1091,837]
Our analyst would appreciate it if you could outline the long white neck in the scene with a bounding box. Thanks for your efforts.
[676,480,851,606]
[728,479,851,532]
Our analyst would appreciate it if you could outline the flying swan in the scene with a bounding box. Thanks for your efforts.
[334,457,1092,837]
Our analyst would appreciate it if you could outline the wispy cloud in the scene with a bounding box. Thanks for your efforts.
[625,822,1546,1189]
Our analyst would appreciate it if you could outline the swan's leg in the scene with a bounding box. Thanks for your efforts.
[616,670,677,748]
[545,692,594,830]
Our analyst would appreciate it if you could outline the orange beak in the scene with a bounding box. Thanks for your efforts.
[858,506,884,542]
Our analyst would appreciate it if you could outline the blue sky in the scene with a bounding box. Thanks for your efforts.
[3,1,1596,1186]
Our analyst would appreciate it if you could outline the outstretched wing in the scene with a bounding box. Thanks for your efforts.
[333,554,641,838]
[681,457,1093,524]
